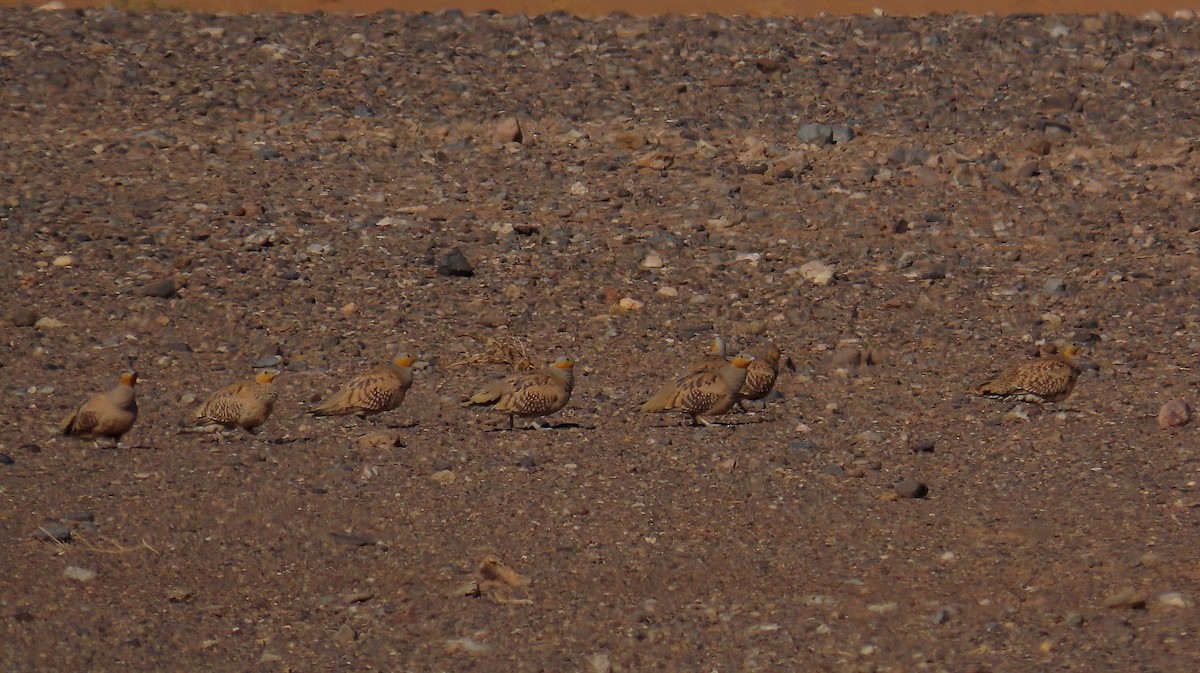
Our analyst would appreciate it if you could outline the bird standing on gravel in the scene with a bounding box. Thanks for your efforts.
[973,344,1081,404]
[738,343,784,408]
[308,354,416,420]
[466,356,575,430]
[641,354,754,426]
[60,370,138,444]
[187,370,279,433]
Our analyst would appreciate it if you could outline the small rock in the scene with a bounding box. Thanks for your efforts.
[334,623,357,644]
[430,469,457,484]
[63,566,97,582]
[831,346,862,367]
[1157,400,1191,429]
[330,533,376,547]
[1043,278,1067,296]
[437,250,474,277]
[821,465,844,476]
[1155,591,1195,609]
[164,341,192,353]
[656,286,678,298]
[495,116,523,144]
[353,431,402,450]
[797,123,834,145]
[11,308,38,327]
[0,453,13,465]
[515,455,536,468]
[35,317,66,329]
[144,277,178,299]
[588,652,613,673]
[62,511,94,522]
[253,355,282,368]
[34,521,72,543]
[895,479,929,499]
[1103,587,1147,609]
[52,255,75,267]
[931,608,951,624]
[253,145,282,160]
[910,440,936,453]
[799,260,835,286]
[641,252,664,269]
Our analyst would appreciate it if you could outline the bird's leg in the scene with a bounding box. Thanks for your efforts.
[694,416,714,427]
[508,414,515,431]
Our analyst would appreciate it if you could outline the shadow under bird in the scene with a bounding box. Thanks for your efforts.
[641,353,754,426]
[973,344,1081,404]
[60,370,138,444]
[466,356,575,429]
[309,354,416,419]
[186,370,279,433]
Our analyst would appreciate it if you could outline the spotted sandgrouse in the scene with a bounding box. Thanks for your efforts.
[641,354,754,426]
[309,354,416,419]
[467,357,575,429]
[188,371,279,433]
[973,344,1081,404]
[60,370,138,443]
[739,343,783,402]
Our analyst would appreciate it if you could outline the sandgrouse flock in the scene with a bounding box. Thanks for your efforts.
[54,336,1085,444]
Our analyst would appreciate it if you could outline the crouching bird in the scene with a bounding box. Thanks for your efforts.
[186,370,279,434]
[309,354,416,421]
[641,354,754,426]
[61,370,138,445]
[466,357,575,429]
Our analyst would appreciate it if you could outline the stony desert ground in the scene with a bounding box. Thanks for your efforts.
[2,7,1200,672]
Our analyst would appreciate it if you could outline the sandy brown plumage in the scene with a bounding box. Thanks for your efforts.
[467,357,575,429]
[188,371,279,432]
[641,354,754,426]
[739,344,782,401]
[60,371,138,442]
[309,354,416,418]
[973,344,1081,404]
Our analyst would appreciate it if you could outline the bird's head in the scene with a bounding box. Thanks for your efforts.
[552,357,576,370]
[392,353,417,367]
[256,370,279,385]
[730,354,755,369]
[119,370,138,387]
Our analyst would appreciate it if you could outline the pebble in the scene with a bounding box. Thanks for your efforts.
[895,479,929,499]
[34,521,72,543]
[11,308,38,327]
[253,145,282,160]
[437,249,475,277]
[1155,591,1195,609]
[1043,278,1067,295]
[0,453,13,465]
[52,254,75,267]
[495,116,523,144]
[1157,400,1191,429]
[330,533,376,547]
[254,355,282,368]
[144,277,178,298]
[641,252,664,269]
[798,260,835,286]
[931,608,951,624]
[63,566,97,582]
[430,469,457,484]
[35,316,66,328]
[796,123,855,145]
[515,455,536,469]
[1103,587,1147,609]
[910,440,936,453]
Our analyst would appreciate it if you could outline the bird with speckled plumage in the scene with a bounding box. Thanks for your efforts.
[60,370,138,443]
[641,354,754,426]
[466,357,575,429]
[309,354,416,419]
[973,344,1081,404]
[738,343,783,404]
[187,371,279,433]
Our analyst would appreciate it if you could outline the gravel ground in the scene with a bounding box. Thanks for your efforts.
[2,8,1200,672]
